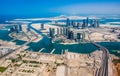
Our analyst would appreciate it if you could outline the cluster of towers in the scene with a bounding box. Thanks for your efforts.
[40,23,45,30]
[49,27,70,38]
[66,17,99,29]
[10,25,22,33]
[26,23,45,32]
[49,27,85,42]
[67,31,85,42]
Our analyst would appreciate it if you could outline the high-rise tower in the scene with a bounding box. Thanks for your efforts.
[66,18,70,27]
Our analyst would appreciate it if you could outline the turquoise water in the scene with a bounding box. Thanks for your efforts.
[0,28,120,57]
[0,29,26,45]
[27,41,98,54]
[98,42,120,57]
[0,29,12,41]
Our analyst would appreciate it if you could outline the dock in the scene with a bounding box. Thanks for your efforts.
[61,49,64,54]
[50,49,55,54]
[38,48,45,52]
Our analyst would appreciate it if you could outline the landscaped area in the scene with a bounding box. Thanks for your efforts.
[0,67,7,73]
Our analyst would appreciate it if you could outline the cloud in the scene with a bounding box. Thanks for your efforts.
[50,3,120,15]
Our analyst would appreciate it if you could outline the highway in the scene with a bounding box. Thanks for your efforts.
[0,24,40,61]
[91,41,109,76]
[0,24,39,60]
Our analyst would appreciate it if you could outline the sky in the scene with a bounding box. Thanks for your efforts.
[0,0,120,17]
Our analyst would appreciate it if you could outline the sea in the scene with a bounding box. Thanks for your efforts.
[0,15,120,56]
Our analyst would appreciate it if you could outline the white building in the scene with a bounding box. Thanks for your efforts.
[56,65,66,76]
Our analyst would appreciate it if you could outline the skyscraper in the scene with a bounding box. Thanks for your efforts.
[68,31,74,39]
[96,20,100,27]
[41,23,44,30]
[14,25,19,33]
[82,19,86,29]
[90,20,95,28]
[77,22,80,29]
[60,28,63,35]
[71,21,74,26]
[90,19,100,28]
[57,28,59,35]
[73,22,76,28]
[49,28,55,38]
[81,32,85,42]
[77,33,81,39]
[86,17,89,27]
[63,27,66,35]
[65,27,70,37]
[19,25,22,31]
[27,24,30,32]
[66,18,70,27]
[9,27,15,33]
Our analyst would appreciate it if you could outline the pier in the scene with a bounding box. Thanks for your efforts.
[50,49,55,54]
[38,48,45,52]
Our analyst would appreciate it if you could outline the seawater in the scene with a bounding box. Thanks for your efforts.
[0,28,120,57]
[0,18,120,56]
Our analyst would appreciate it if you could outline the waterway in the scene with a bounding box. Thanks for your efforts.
[0,27,120,57]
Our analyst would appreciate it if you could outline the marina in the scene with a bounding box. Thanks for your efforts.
[0,25,120,57]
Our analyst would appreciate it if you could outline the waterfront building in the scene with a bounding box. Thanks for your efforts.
[49,28,55,38]
[90,20,95,28]
[81,32,85,42]
[96,20,100,27]
[72,22,76,28]
[68,31,71,39]
[68,31,74,39]
[40,23,45,30]
[19,25,22,31]
[90,20,93,27]
[71,31,74,39]
[82,19,86,29]
[63,27,66,35]
[27,24,30,32]
[77,33,81,39]
[9,27,15,33]
[57,28,59,35]
[53,28,55,34]
[86,17,89,27]
[90,19,100,28]
[13,25,23,33]
[77,22,80,29]
[14,25,19,33]
[49,28,52,37]
[94,20,98,28]
[9,24,22,33]
[71,21,74,26]
[66,18,70,27]
[60,28,63,35]
[65,27,70,37]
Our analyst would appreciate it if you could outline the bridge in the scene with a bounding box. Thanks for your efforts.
[91,41,109,76]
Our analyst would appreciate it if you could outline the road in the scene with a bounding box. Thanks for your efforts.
[0,24,40,61]
[91,41,109,76]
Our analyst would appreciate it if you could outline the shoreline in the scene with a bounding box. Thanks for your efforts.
[0,22,120,56]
